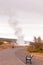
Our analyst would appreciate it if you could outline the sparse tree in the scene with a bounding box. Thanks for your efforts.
[27,36,43,53]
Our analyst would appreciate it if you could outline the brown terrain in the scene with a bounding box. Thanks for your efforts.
[0,46,43,65]
[0,38,43,65]
[15,47,43,65]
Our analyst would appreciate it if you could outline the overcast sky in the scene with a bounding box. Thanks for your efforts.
[0,0,43,41]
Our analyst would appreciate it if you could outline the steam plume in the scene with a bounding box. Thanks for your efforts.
[8,16,25,46]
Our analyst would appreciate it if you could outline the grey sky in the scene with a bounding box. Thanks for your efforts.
[0,0,43,41]
[0,0,43,24]
[0,0,43,13]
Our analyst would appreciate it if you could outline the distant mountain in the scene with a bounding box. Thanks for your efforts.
[0,38,33,46]
[0,38,17,43]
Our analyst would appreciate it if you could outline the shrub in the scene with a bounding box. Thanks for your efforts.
[27,42,43,53]
[0,41,4,45]
[27,36,43,53]
[27,46,38,53]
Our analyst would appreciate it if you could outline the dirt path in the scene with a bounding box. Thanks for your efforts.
[0,48,43,65]
[0,48,25,65]
[15,48,43,65]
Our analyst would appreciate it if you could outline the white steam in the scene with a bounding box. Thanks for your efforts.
[9,16,25,45]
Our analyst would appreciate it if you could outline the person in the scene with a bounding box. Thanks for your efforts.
[26,54,33,64]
